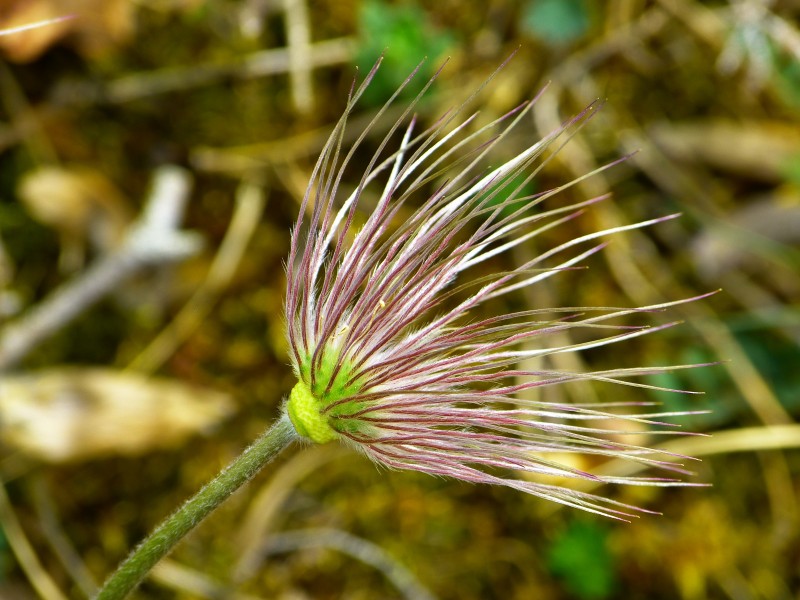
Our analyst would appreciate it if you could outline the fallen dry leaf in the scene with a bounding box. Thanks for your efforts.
[0,0,135,62]
[0,368,235,462]
[17,165,133,271]
[0,1,72,62]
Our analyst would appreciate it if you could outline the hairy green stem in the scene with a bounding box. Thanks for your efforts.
[94,415,297,600]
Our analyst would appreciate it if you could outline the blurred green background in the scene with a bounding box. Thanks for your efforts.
[0,0,799,598]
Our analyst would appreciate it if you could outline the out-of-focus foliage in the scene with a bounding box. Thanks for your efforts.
[0,0,799,599]
[356,0,454,105]
[546,520,616,599]
[522,0,591,46]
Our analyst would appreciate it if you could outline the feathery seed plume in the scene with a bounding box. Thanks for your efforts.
[284,56,706,519]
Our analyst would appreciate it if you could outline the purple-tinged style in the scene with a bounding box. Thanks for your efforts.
[284,57,706,519]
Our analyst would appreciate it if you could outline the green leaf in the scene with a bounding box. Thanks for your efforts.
[547,520,617,599]
[522,0,590,46]
[356,0,454,106]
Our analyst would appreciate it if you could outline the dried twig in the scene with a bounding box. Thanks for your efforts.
[260,528,438,600]
[31,476,98,598]
[282,0,314,114]
[0,166,201,372]
[0,481,68,600]
[62,38,354,105]
[128,180,266,373]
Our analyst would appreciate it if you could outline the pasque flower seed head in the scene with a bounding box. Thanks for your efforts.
[284,56,707,519]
